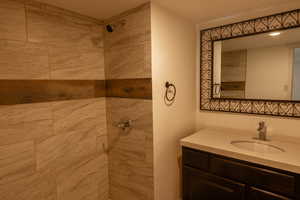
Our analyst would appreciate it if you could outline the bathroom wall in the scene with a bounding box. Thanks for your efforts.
[293,48,300,100]
[196,2,300,137]
[0,1,108,200]
[246,46,292,100]
[151,3,196,200]
[104,3,154,200]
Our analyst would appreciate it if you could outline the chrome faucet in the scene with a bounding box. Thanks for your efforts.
[256,121,267,141]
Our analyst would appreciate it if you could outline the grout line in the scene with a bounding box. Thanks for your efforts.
[24,2,29,42]
[46,44,51,80]
[33,139,38,172]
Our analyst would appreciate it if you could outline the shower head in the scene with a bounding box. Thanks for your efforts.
[105,20,126,33]
[106,24,114,33]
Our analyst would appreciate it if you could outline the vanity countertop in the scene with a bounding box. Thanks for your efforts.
[181,127,300,174]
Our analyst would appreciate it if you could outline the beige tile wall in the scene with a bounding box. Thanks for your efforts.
[0,0,26,41]
[104,4,151,80]
[0,0,105,80]
[104,3,154,200]
[0,99,108,200]
[0,40,49,79]
[0,1,153,200]
[0,1,108,200]
[106,98,153,200]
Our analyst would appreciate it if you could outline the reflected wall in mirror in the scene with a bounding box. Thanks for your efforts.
[213,28,300,101]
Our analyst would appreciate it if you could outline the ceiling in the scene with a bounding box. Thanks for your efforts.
[155,0,300,23]
[37,0,149,20]
[38,0,300,22]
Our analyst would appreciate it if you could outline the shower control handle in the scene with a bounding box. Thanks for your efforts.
[117,120,133,130]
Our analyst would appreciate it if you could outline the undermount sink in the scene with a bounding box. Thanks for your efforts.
[231,140,285,154]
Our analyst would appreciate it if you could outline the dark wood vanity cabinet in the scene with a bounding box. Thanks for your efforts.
[182,147,300,200]
[183,166,245,200]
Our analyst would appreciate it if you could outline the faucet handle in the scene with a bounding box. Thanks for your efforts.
[258,121,265,130]
[255,121,268,141]
[117,120,133,130]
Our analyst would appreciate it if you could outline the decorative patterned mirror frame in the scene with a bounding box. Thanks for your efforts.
[200,9,300,118]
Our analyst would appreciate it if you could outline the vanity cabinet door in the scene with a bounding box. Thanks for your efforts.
[210,157,295,196]
[183,166,245,200]
[247,187,292,200]
[182,147,209,171]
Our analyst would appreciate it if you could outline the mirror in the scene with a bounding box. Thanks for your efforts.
[213,28,300,101]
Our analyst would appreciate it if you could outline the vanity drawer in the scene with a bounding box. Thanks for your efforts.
[247,187,292,200]
[183,148,209,171]
[210,157,295,196]
[183,166,245,200]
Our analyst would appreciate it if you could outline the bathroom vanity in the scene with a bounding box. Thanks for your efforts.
[181,128,300,200]
[193,8,300,200]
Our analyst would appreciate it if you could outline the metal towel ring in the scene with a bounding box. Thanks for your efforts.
[164,82,176,106]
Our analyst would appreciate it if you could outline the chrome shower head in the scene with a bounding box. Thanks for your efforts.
[105,20,126,33]
[106,24,114,32]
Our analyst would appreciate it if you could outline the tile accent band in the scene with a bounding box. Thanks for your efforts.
[0,79,152,105]
[106,78,152,99]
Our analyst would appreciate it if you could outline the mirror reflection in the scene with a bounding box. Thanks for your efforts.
[213,28,300,101]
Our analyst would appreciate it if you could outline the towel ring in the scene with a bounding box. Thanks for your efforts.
[164,82,176,106]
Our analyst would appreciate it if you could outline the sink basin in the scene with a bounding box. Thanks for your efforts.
[231,140,285,154]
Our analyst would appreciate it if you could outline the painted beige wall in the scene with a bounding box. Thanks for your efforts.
[151,3,196,200]
[196,2,300,138]
[213,41,222,98]
[293,48,300,100]
[245,46,292,100]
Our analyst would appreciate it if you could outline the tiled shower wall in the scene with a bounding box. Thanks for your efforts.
[0,1,153,200]
[0,0,108,200]
[105,4,154,200]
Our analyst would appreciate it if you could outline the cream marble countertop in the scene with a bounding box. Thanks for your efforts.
[181,127,300,174]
